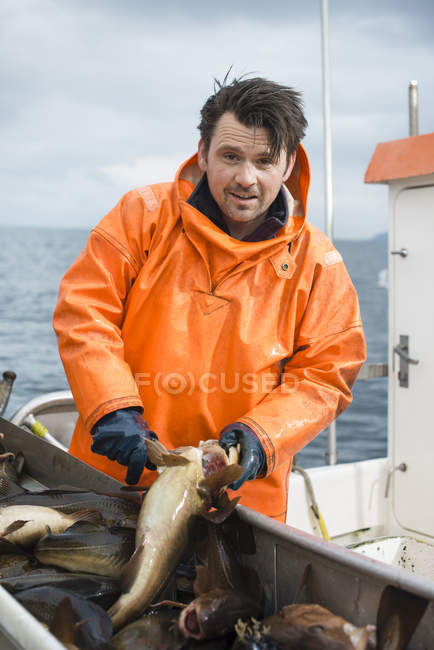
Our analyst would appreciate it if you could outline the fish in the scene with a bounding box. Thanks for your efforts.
[233,617,351,649]
[0,488,140,528]
[15,586,113,650]
[0,504,102,546]
[111,607,184,649]
[0,371,16,416]
[0,553,36,578]
[35,520,135,579]
[0,450,26,498]
[179,588,262,641]
[194,520,262,599]
[376,585,428,650]
[235,604,372,649]
[108,439,242,631]
[275,604,372,649]
[0,537,33,556]
[0,569,120,609]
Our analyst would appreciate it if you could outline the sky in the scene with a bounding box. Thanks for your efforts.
[1,0,433,239]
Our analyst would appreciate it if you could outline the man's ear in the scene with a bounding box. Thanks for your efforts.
[282,151,297,182]
[197,139,208,173]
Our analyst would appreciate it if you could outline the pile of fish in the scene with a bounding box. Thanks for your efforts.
[0,434,385,649]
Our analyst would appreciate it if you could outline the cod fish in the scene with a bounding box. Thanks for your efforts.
[111,607,184,649]
[235,604,373,649]
[276,604,372,649]
[0,488,140,528]
[0,505,102,546]
[108,439,242,631]
[179,588,261,641]
[0,569,120,609]
[15,586,113,650]
[35,520,135,578]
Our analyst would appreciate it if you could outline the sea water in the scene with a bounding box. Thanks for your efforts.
[0,226,387,468]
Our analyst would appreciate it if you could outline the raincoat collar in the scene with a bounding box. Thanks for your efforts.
[186,173,289,242]
[176,142,310,245]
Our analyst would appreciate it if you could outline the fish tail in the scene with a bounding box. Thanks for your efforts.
[107,596,129,631]
[49,597,76,646]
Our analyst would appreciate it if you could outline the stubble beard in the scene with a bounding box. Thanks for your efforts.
[222,190,267,225]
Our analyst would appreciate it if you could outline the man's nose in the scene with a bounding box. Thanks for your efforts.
[235,162,256,187]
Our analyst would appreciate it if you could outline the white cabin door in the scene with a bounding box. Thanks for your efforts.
[392,184,434,538]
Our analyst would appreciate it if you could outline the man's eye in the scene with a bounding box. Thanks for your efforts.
[224,153,238,161]
[258,158,272,166]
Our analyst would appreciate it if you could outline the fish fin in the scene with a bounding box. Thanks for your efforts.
[1,520,29,536]
[292,563,312,604]
[150,599,186,608]
[69,509,104,525]
[64,520,107,534]
[120,540,146,592]
[202,496,241,524]
[160,453,190,467]
[193,565,211,596]
[146,439,189,467]
[14,452,25,477]
[50,596,76,646]
[199,464,243,492]
[40,524,52,539]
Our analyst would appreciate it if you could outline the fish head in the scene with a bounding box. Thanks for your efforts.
[199,441,230,478]
[279,604,369,648]
[0,452,25,498]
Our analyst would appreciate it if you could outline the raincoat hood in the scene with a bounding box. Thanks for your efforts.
[176,142,310,243]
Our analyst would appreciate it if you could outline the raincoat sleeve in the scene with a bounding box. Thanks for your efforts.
[53,190,156,430]
[236,249,366,475]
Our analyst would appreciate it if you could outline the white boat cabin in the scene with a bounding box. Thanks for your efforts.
[286,131,434,578]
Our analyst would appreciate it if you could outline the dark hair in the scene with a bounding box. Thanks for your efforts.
[198,75,308,161]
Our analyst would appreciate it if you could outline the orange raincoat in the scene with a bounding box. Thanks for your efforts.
[53,146,366,521]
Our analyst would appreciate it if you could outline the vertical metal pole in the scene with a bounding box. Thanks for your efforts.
[321,0,334,243]
[409,80,419,136]
[321,0,337,465]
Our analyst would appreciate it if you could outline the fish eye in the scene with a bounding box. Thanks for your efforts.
[308,624,325,632]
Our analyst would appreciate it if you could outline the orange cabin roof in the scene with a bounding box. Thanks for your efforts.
[365,132,434,184]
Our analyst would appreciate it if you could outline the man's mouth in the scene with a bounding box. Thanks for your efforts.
[230,192,257,201]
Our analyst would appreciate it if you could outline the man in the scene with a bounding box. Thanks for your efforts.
[53,77,366,522]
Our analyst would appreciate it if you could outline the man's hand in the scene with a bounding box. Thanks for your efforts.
[91,407,158,484]
[219,423,266,490]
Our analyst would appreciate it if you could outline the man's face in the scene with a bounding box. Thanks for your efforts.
[197,112,295,235]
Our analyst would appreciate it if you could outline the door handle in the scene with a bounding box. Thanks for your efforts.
[390,248,408,257]
[393,344,419,365]
[393,335,419,388]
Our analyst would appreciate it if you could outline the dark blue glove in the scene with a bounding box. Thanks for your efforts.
[91,407,158,484]
[219,423,266,490]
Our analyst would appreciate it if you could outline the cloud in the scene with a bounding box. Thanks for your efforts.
[1,0,433,237]
[101,155,181,189]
